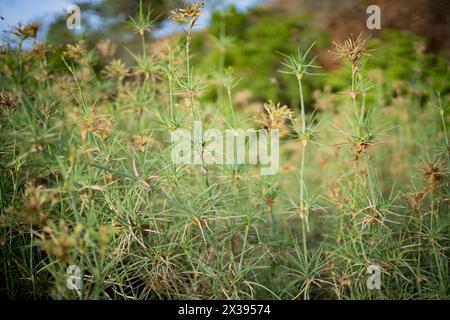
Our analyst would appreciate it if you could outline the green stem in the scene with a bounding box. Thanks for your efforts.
[141,34,146,59]
[238,224,249,272]
[359,93,366,126]
[297,77,309,262]
[168,76,174,120]
[298,78,306,135]
[227,89,236,128]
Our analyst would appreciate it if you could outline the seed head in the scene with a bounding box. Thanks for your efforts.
[169,1,205,29]
[351,141,373,161]
[93,117,114,141]
[334,33,369,66]
[65,40,86,60]
[419,159,447,192]
[133,135,150,153]
[405,191,426,210]
[102,59,129,81]
[11,22,40,40]
[257,100,293,134]
[0,90,19,112]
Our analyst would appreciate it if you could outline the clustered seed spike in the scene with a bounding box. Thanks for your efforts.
[0,90,19,112]
[334,33,369,66]
[419,159,447,192]
[65,40,87,60]
[11,22,40,40]
[169,1,205,28]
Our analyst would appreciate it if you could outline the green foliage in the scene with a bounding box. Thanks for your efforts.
[0,4,449,300]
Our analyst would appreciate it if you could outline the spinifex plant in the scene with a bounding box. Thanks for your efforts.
[279,43,324,299]
[0,0,448,301]
[170,1,205,119]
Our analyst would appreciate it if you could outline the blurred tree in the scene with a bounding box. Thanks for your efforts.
[46,0,181,47]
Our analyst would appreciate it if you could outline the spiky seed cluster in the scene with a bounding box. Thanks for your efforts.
[11,22,40,40]
[102,59,129,81]
[65,40,87,60]
[405,191,426,210]
[82,116,115,142]
[334,33,369,67]
[39,220,84,264]
[351,141,373,161]
[169,1,205,29]
[257,100,293,133]
[93,117,114,141]
[0,90,19,112]
[419,159,447,192]
[133,135,149,153]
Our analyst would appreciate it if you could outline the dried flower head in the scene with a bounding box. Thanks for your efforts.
[419,159,447,192]
[65,40,86,60]
[169,1,205,29]
[22,183,46,213]
[11,22,40,40]
[257,100,293,134]
[93,117,114,141]
[22,22,40,38]
[39,220,84,264]
[132,134,149,152]
[361,207,385,229]
[0,90,19,112]
[102,59,128,81]
[256,101,294,137]
[405,191,426,210]
[334,33,369,67]
[351,141,373,161]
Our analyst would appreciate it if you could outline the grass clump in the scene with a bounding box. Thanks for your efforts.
[0,2,448,300]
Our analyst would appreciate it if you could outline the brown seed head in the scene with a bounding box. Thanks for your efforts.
[65,40,86,60]
[0,90,19,112]
[102,59,128,81]
[334,33,369,66]
[419,159,447,192]
[11,22,40,40]
[169,1,205,29]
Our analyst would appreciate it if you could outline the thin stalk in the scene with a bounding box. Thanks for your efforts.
[298,77,306,135]
[227,88,236,128]
[351,65,359,119]
[141,33,147,59]
[185,29,197,122]
[297,76,309,262]
[238,224,249,272]
[168,75,174,119]
[437,95,449,157]
[217,14,226,104]
[359,92,366,126]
